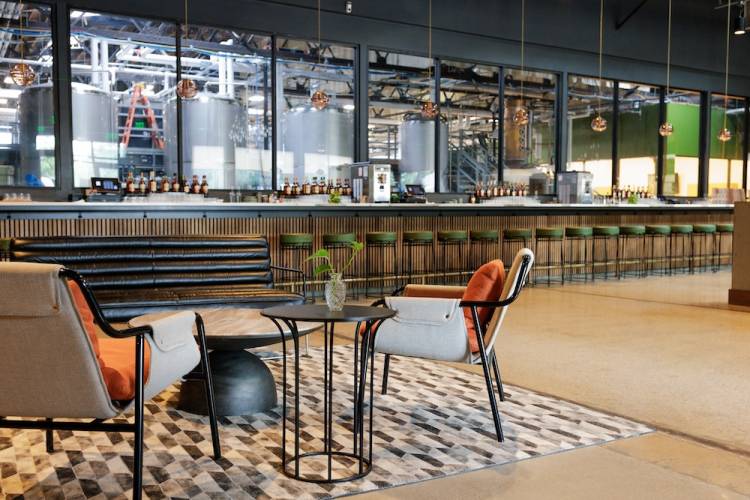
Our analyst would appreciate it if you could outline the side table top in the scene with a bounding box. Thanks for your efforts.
[261,304,395,323]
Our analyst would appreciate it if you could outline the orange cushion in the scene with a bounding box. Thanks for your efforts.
[462,260,505,353]
[67,281,151,401]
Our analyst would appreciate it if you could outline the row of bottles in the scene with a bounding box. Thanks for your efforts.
[611,185,651,200]
[469,181,529,203]
[125,171,209,196]
[280,177,352,197]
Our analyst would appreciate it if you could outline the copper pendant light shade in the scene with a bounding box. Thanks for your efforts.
[718,128,733,142]
[591,115,608,133]
[311,89,330,110]
[176,78,198,99]
[658,122,674,137]
[10,62,35,87]
[513,107,530,127]
[420,100,439,119]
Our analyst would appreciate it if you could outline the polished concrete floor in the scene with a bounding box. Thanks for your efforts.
[302,270,750,499]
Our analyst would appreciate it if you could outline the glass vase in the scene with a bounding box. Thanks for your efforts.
[325,272,346,312]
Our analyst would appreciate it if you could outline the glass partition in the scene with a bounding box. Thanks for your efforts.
[70,10,177,188]
[566,75,614,195]
[171,27,272,190]
[708,94,746,197]
[504,68,557,193]
[616,82,660,195]
[0,2,54,187]
[276,38,355,189]
[368,50,435,192]
[662,88,701,197]
[438,60,499,193]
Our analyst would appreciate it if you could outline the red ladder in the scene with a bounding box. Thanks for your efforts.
[120,83,165,150]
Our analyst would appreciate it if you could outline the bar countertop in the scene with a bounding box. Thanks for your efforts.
[0,201,735,219]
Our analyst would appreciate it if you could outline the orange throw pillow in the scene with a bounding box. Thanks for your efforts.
[462,260,505,353]
[67,281,151,401]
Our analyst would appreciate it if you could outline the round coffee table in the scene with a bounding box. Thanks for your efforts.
[262,304,395,483]
[131,308,321,416]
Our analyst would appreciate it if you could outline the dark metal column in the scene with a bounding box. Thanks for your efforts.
[698,91,711,198]
[175,23,184,181]
[611,80,619,191]
[556,72,569,194]
[356,44,369,163]
[53,3,73,200]
[433,58,441,193]
[497,66,505,184]
[743,99,749,191]
[656,86,666,197]
[271,35,278,191]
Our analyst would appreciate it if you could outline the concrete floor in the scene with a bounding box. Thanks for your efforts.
[300,270,750,499]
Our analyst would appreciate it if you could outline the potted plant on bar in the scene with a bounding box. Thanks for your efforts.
[307,240,363,311]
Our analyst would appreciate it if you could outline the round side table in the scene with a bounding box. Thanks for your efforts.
[261,304,395,483]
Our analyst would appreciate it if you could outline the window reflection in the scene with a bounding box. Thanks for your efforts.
[663,88,701,196]
[0,2,54,187]
[567,75,614,195]
[504,68,556,193]
[368,50,436,192]
[70,10,177,188]
[708,94,746,197]
[616,82,659,195]
[276,38,355,189]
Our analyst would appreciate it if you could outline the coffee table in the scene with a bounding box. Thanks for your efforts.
[261,304,395,483]
[131,308,321,416]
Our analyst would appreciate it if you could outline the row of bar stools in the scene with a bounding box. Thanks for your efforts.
[365,231,398,297]
[692,224,718,273]
[592,226,620,280]
[565,226,593,282]
[669,224,693,274]
[279,233,314,297]
[438,230,469,284]
[535,227,565,286]
[645,225,671,275]
[717,223,734,267]
[470,230,500,270]
[618,225,647,278]
[403,230,435,285]
[322,232,358,298]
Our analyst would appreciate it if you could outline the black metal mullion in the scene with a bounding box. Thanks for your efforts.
[656,86,666,198]
[698,91,710,198]
[743,99,749,191]
[433,58,441,193]
[175,22,183,182]
[556,72,568,195]
[611,80,619,192]
[497,66,504,184]
[55,3,73,199]
[355,44,368,163]
[271,35,278,191]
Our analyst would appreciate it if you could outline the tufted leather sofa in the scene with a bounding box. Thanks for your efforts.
[10,235,304,321]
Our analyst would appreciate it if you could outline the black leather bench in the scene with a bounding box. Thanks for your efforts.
[10,235,304,321]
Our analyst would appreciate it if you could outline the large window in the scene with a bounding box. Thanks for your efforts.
[276,38,355,189]
[616,82,660,195]
[566,75,614,195]
[368,50,435,192]
[0,2,54,187]
[70,11,177,188]
[438,60,499,193]
[504,68,556,191]
[174,27,272,190]
[708,94,746,197]
[663,88,701,197]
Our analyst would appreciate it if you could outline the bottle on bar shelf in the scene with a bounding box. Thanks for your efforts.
[138,174,147,194]
[148,171,157,193]
[182,176,190,193]
[335,178,342,195]
[171,173,180,192]
[191,175,201,194]
[200,175,209,196]
[126,171,135,194]
[292,177,300,196]
[343,178,351,196]
[303,177,311,195]
[282,177,291,196]
[160,174,170,193]
[327,178,334,194]
[311,177,319,194]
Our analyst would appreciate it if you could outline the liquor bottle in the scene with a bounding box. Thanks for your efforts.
[328,178,334,195]
[148,171,157,193]
[292,177,300,196]
[182,176,191,193]
[311,177,320,194]
[171,173,180,192]
[138,174,147,194]
[303,177,311,195]
[191,175,201,194]
[283,177,291,196]
[343,178,351,196]
[335,178,342,195]
[319,177,326,193]
[200,175,209,196]
[161,175,170,193]
[126,171,135,194]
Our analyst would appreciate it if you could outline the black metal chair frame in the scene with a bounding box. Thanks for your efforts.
[0,268,222,500]
[371,254,533,443]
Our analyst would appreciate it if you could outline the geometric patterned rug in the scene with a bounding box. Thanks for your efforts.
[0,345,653,499]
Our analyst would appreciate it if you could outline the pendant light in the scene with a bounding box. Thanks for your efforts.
[734,1,747,35]
[420,0,439,119]
[718,0,733,143]
[512,0,529,127]
[10,2,35,87]
[176,0,198,99]
[659,0,674,137]
[310,0,330,110]
[591,0,608,133]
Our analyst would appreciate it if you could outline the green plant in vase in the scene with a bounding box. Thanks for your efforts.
[306,240,363,311]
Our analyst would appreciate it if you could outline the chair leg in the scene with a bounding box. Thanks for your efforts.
[133,335,145,500]
[382,354,391,395]
[45,418,54,453]
[471,308,503,442]
[196,314,221,460]
[490,350,505,402]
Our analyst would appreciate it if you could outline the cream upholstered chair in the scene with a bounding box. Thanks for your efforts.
[366,248,534,442]
[0,262,220,500]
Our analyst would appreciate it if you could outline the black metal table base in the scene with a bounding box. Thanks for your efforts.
[179,350,277,416]
[284,451,372,483]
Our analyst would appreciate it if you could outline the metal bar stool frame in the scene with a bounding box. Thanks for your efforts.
[364,232,399,298]
[470,230,500,273]
[669,225,693,275]
[279,233,314,300]
[322,233,360,299]
[564,227,593,283]
[501,229,532,281]
[534,228,565,286]
[438,230,469,285]
[618,226,647,279]
[592,227,620,281]
[644,226,670,276]
[692,224,718,273]
[716,224,734,268]
[402,231,436,286]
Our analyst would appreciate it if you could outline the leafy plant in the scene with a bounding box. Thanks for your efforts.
[306,240,364,277]
[328,192,341,204]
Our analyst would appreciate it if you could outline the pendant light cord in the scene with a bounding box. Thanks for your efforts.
[428,0,433,99]
[317,0,322,65]
[665,0,671,95]
[723,0,731,132]
[520,0,525,101]
[597,0,604,114]
[18,2,24,61]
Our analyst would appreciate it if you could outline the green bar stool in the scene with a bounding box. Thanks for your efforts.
[692,223,718,273]
[279,233,313,296]
[0,238,9,261]
[470,229,500,271]
[502,228,532,271]
[564,226,593,282]
[437,230,469,285]
[717,223,734,267]
[618,225,647,278]
[322,232,358,298]
[534,227,565,286]
[669,224,693,274]
[365,231,398,298]
[592,226,620,280]
[402,230,435,285]
[645,225,671,276]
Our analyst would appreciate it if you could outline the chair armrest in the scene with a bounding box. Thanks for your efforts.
[404,284,466,299]
[271,264,307,300]
[128,311,197,352]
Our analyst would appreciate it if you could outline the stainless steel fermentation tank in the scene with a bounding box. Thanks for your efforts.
[278,105,354,181]
[18,82,117,187]
[398,113,447,193]
[164,94,248,189]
